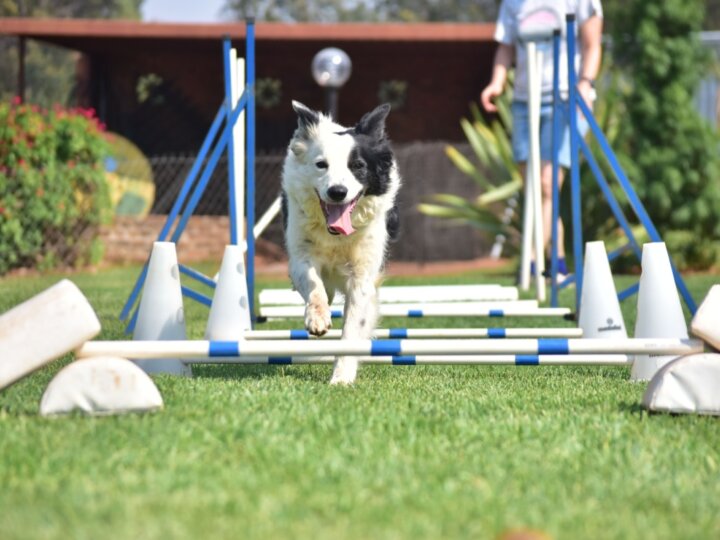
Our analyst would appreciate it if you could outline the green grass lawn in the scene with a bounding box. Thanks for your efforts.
[1,265,719,540]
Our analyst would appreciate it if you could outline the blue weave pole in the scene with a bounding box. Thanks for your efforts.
[550,29,562,306]
[575,86,697,314]
[565,14,583,312]
[245,18,257,324]
[119,105,225,322]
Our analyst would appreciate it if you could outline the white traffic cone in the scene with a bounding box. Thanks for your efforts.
[578,241,627,339]
[133,241,192,376]
[631,242,688,381]
[205,245,252,340]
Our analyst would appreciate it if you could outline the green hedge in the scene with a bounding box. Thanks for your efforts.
[0,99,111,274]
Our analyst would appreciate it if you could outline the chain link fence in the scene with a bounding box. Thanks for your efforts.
[131,142,490,263]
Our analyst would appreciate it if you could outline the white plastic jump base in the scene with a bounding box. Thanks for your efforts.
[77,338,702,361]
[240,327,584,340]
[258,303,571,320]
[259,284,519,305]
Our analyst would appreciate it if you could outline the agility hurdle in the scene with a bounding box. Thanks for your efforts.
[259,284,519,305]
[258,303,571,320]
[77,337,702,360]
[239,327,583,339]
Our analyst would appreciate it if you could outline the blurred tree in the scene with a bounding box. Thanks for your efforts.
[223,0,500,22]
[608,0,720,269]
[0,0,144,106]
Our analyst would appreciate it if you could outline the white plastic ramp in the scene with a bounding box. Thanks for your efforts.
[0,280,101,391]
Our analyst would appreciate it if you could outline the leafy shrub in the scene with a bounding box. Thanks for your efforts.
[609,0,720,270]
[0,99,111,274]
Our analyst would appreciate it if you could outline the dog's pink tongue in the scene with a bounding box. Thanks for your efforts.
[326,202,355,235]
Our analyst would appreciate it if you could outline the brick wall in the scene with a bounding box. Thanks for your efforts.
[100,215,286,264]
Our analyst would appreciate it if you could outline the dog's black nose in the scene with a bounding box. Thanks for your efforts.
[327,185,348,202]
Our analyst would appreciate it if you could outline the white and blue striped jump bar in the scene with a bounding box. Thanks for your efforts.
[259,284,519,305]
[77,338,702,361]
[241,327,584,339]
[258,301,571,319]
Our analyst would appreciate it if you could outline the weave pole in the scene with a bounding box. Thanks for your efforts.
[238,327,584,339]
[77,338,703,360]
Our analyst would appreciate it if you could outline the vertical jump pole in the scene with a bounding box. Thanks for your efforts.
[222,38,239,246]
[565,14,583,312]
[550,29,561,307]
[245,18,257,322]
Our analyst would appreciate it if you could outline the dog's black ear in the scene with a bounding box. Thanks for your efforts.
[292,100,320,131]
[355,104,391,139]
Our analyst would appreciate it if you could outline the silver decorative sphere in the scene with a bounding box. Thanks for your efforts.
[311,48,352,88]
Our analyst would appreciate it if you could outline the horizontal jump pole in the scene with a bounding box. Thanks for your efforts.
[241,327,584,339]
[99,354,632,366]
[259,284,519,305]
[258,303,571,319]
[76,338,703,360]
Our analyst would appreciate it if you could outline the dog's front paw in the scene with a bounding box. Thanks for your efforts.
[330,356,358,385]
[305,302,332,336]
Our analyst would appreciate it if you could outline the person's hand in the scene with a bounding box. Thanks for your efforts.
[577,78,597,110]
[480,82,504,113]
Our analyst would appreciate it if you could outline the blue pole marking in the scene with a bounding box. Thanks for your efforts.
[290,329,310,340]
[119,106,225,322]
[389,328,408,339]
[209,341,241,356]
[181,286,212,307]
[331,309,343,318]
[171,92,249,244]
[537,338,569,354]
[516,355,540,365]
[578,137,642,260]
[488,328,507,338]
[408,309,423,318]
[179,264,217,289]
[223,38,239,246]
[269,357,292,365]
[489,309,504,317]
[392,356,416,365]
[551,29,562,307]
[246,19,257,324]
[371,340,402,356]
[566,14,583,313]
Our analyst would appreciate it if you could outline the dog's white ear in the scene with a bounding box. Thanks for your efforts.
[292,100,320,131]
[355,103,391,139]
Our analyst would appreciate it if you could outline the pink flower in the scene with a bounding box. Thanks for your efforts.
[11,96,22,105]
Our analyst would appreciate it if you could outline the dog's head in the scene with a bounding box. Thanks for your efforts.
[285,100,394,236]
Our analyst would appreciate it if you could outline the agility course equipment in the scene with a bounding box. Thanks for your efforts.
[76,337,702,360]
[259,284,520,305]
[690,284,720,350]
[548,17,696,315]
[119,19,258,331]
[39,356,163,417]
[132,242,192,377]
[0,280,101,390]
[258,302,571,320]
[631,243,691,381]
[234,327,583,339]
[205,244,252,340]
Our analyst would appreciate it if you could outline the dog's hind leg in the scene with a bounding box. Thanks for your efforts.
[290,260,332,336]
[330,277,379,385]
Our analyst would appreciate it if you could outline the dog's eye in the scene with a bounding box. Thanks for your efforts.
[315,160,328,170]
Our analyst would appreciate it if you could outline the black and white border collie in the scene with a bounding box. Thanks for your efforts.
[281,101,401,385]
